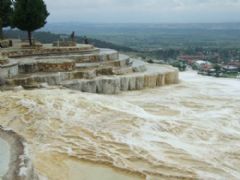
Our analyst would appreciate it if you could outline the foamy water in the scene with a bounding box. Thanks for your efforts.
[0,71,239,180]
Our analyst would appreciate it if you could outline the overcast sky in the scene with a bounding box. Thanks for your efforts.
[44,0,240,23]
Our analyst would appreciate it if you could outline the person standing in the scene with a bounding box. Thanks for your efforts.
[84,36,89,44]
[70,31,75,42]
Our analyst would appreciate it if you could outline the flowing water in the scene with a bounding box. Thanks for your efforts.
[0,138,10,179]
[0,71,239,180]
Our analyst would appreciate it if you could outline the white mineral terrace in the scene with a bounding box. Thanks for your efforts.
[0,138,9,179]
[1,44,179,94]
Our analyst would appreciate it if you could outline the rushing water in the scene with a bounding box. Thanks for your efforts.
[0,71,239,180]
[0,138,10,179]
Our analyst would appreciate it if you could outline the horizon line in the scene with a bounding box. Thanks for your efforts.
[45,21,240,25]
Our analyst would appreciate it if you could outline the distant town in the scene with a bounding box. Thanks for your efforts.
[175,54,240,78]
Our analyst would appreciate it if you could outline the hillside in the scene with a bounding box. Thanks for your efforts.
[3,29,136,52]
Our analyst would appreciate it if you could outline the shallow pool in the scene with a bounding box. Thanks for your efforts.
[0,138,10,179]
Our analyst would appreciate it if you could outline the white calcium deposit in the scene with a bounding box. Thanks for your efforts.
[0,71,239,180]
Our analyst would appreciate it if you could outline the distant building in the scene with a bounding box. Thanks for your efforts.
[194,60,212,71]
[223,65,239,73]
[178,55,205,65]
[227,61,240,70]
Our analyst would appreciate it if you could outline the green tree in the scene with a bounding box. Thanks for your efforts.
[0,0,13,39]
[213,64,221,72]
[213,64,222,77]
[12,0,49,46]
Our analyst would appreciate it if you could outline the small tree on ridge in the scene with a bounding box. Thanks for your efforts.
[12,0,49,46]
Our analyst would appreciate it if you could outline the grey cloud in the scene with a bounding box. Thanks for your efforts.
[44,0,240,23]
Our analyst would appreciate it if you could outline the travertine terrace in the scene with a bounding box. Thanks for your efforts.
[0,41,179,179]
[0,43,179,93]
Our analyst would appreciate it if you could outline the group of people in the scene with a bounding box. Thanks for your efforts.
[70,31,89,44]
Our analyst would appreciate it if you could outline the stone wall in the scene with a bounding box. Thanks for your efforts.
[0,126,38,180]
